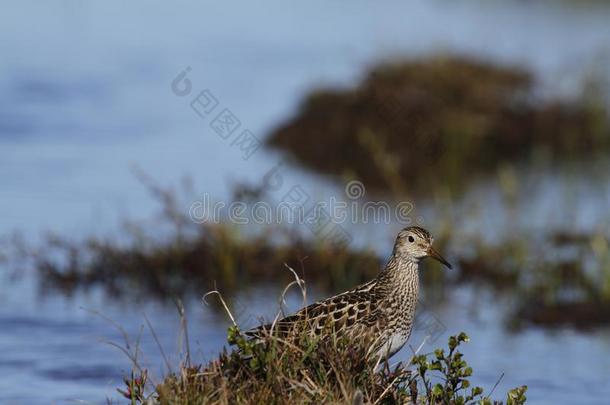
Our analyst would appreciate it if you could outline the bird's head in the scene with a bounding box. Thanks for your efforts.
[393,226,452,269]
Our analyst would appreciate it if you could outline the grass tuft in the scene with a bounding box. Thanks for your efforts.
[122,328,527,404]
[115,278,527,404]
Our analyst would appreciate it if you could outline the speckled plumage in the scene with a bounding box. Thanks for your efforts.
[248,226,451,360]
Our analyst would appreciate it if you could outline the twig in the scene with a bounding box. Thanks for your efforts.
[101,340,145,375]
[374,375,400,405]
[143,313,172,373]
[278,279,302,318]
[488,372,505,398]
[202,290,237,327]
[174,298,191,367]
[270,263,307,332]
[82,307,132,351]
[285,262,307,308]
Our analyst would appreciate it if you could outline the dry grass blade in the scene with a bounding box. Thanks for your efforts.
[143,312,172,373]
[272,263,307,328]
[174,298,191,367]
[202,290,237,327]
[373,375,400,405]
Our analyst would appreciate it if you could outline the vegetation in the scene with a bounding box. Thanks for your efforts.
[119,326,526,404]
[109,274,527,404]
[8,177,610,326]
[267,55,610,195]
[20,225,381,299]
[6,179,380,300]
[458,230,610,327]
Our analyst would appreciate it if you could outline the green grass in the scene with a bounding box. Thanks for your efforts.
[119,327,527,404]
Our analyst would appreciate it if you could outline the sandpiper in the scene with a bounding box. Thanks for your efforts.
[248,226,451,360]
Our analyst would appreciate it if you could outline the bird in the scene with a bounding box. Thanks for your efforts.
[247,226,451,361]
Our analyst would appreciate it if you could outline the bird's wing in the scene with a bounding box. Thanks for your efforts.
[246,280,384,338]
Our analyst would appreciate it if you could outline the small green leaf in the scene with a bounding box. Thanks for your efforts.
[448,336,458,350]
[457,332,469,343]
[227,325,240,345]
[507,385,528,405]
[479,398,493,405]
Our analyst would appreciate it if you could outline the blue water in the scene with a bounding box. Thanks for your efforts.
[1,1,610,403]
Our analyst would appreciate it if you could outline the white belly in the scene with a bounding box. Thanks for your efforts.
[376,332,408,359]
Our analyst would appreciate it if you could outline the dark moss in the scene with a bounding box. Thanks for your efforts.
[516,299,610,328]
[267,55,610,195]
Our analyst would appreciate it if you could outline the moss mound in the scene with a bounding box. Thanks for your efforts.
[267,55,610,194]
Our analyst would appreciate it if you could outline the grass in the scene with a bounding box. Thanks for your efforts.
[6,177,380,300]
[457,230,610,327]
[113,277,527,404]
[134,331,527,404]
[20,224,379,300]
[266,55,610,196]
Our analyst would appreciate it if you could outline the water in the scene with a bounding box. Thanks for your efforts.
[2,0,610,237]
[1,0,610,403]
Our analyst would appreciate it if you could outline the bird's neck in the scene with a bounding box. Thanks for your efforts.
[379,254,420,287]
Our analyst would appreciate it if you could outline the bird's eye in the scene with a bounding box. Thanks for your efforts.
[408,236,415,243]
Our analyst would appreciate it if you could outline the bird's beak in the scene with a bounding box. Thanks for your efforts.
[427,246,452,269]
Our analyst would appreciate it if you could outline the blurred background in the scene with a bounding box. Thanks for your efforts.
[1,1,610,404]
